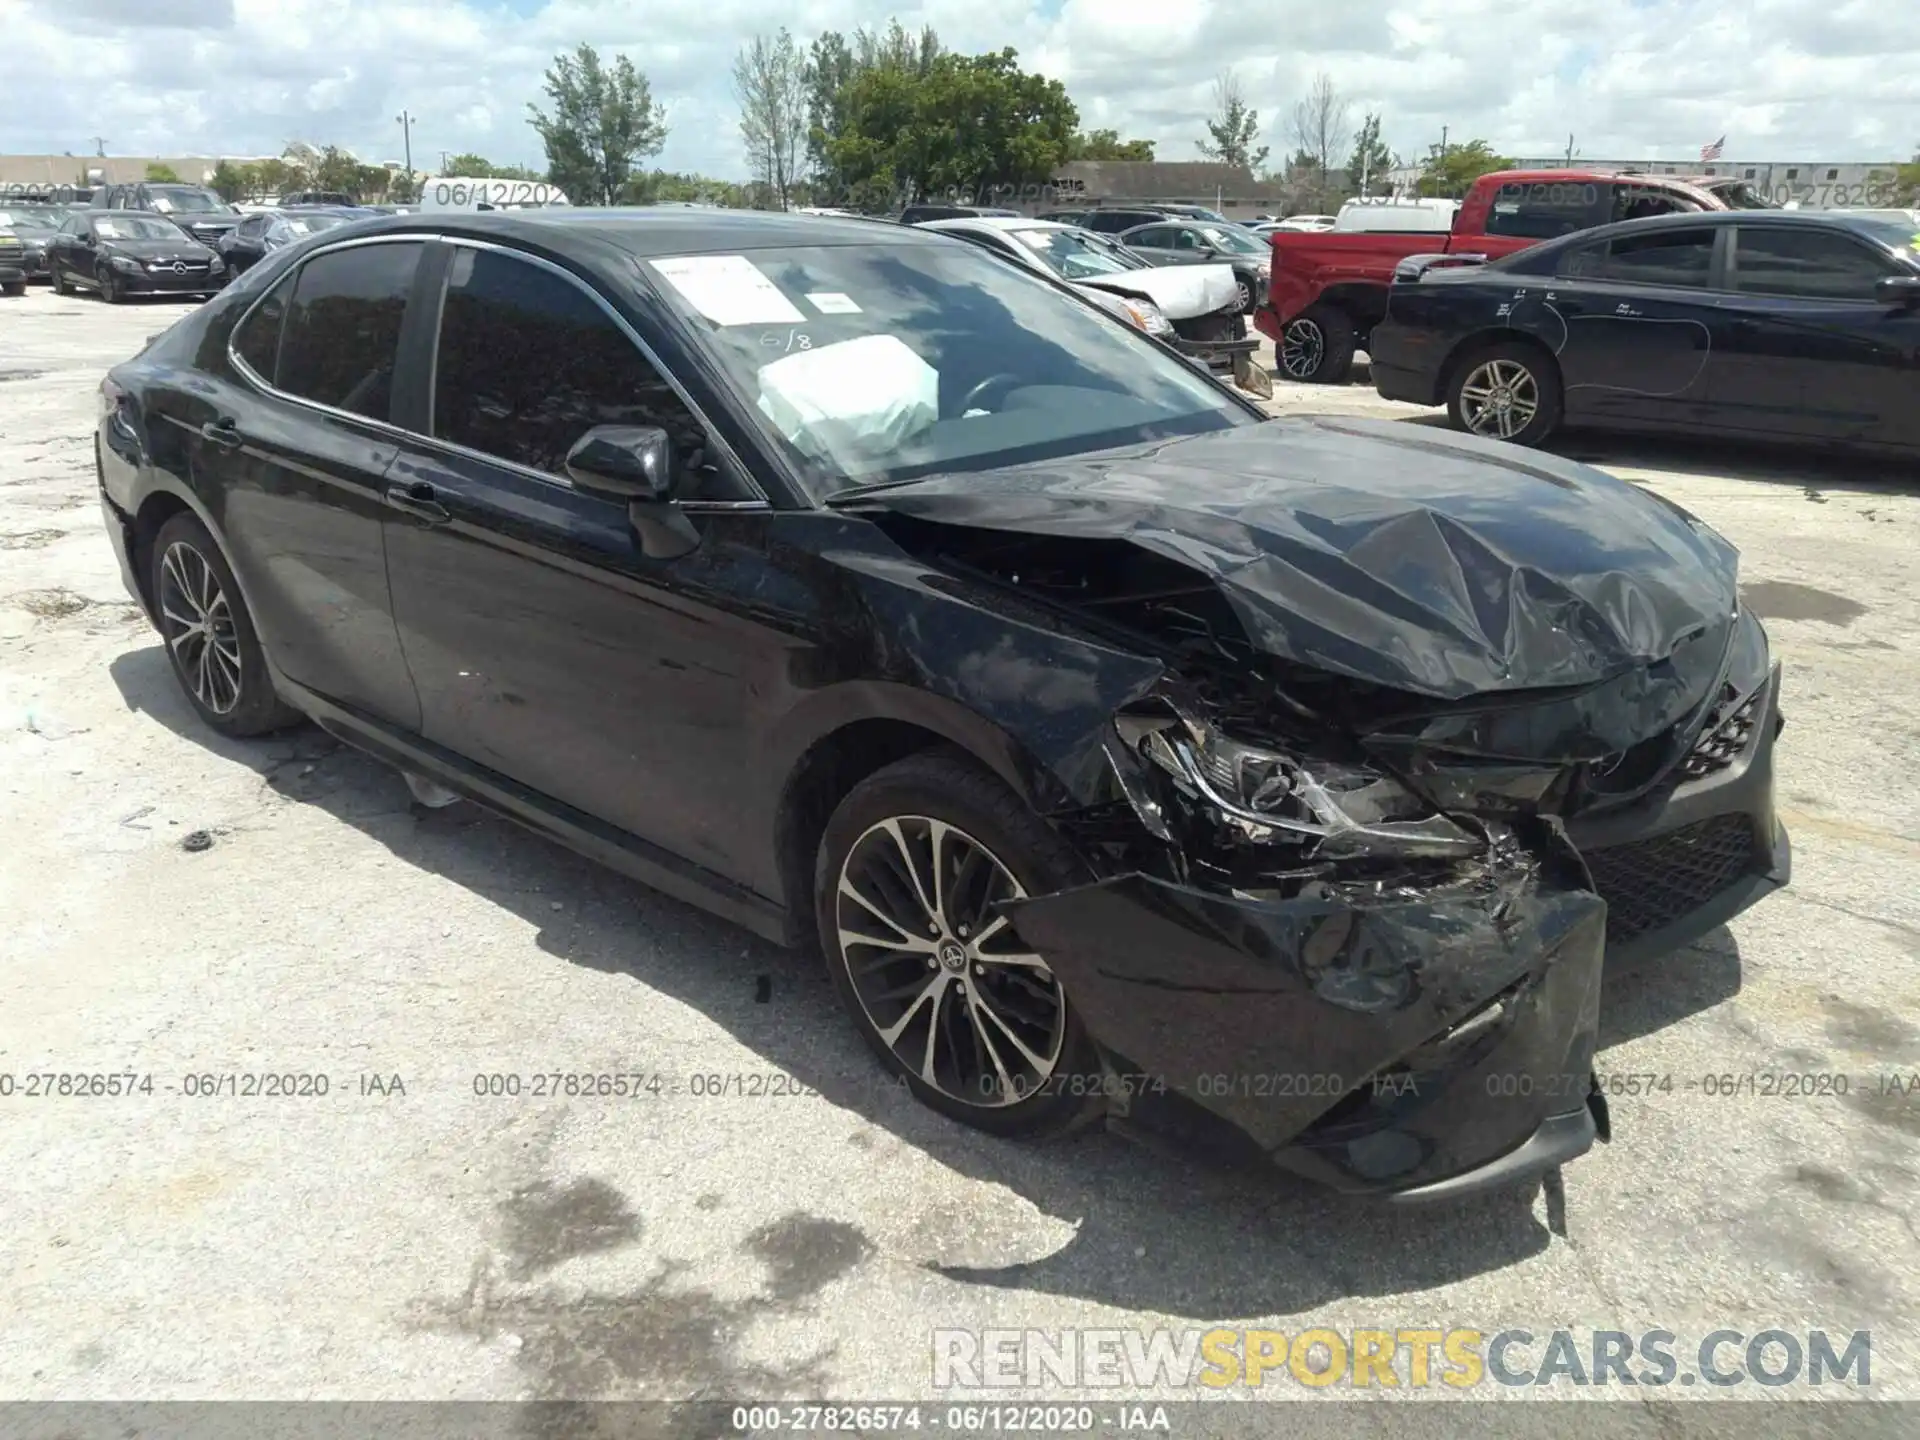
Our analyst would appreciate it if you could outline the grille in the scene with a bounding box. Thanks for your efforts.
[0,239,23,262]
[1583,814,1759,945]
[1681,684,1762,780]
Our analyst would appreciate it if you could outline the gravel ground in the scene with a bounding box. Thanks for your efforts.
[2,289,1917,1425]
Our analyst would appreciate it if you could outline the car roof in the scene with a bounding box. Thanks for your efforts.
[1505,206,1919,264]
[316,207,939,258]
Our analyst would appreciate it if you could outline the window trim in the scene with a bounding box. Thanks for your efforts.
[1726,224,1898,302]
[226,231,769,511]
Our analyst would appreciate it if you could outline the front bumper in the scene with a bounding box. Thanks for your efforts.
[1007,825,1608,1200]
[1568,662,1790,967]
[113,266,224,294]
[1171,311,1257,369]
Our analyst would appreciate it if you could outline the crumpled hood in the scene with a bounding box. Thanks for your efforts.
[849,415,1741,702]
[1075,263,1239,319]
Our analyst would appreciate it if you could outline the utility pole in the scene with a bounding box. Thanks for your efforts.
[394,110,416,185]
[1564,132,1576,165]
[90,137,108,157]
[1440,125,1449,159]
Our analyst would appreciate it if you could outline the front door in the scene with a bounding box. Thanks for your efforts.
[1708,224,1919,445]
[1541,225,1727,430]
[381,240,784,881]
[192,238,428,728]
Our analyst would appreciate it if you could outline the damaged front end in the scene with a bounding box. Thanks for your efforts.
[839,421,1790,1197]
[1012,677,1609,1200]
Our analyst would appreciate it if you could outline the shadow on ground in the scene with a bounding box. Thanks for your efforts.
[109,642,1739,1321]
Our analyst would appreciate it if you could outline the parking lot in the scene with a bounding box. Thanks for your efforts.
[3,286,1919,1417]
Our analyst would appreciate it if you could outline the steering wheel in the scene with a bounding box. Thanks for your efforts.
[959,373,1023,414]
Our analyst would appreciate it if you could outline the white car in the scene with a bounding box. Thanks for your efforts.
[917,217,1245,350]
[1269,214,1339,232]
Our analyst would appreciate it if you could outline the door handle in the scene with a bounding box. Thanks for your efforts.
[385,480,451,524]
[200,418,244,450]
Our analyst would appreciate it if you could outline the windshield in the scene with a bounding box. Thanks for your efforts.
[94,216,189,241]
[644,242,1249,496]
[0,211,56,233]
[273,213,356,238]
[1843,217,1920,255]
[1011,226,1143,278]
[147,188,229,215]
[1197,225,1266,255]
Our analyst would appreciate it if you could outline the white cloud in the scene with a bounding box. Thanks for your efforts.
[0,0,1913,179]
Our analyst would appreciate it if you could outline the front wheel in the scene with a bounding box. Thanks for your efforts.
[149,512,303,738]
[52,264,71,296]
[99,269,121,304]
[1,281,23,298]
[1446,342,1563,447]
[815,751,1105,1140]
[1278,303,1356,384]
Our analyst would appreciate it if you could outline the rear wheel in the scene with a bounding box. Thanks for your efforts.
[1278,303,1355,384]
[1,281,22,298]
[815,751,1105,1139]
[1446,341,1563,447]
[149,512,302,738]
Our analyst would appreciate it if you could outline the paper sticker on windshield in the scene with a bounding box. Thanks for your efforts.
[649,255,805,326]
[805,291,861,315]
[1910,234,1920,251]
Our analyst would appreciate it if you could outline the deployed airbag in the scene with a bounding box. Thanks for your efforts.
[757,333,938,459]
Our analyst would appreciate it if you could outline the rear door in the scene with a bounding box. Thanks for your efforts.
[195,238,427,726]
[1540,225,1727,429]
[1709,224,1917,445]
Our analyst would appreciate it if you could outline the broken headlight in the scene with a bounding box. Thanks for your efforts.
[1115,708,1482,859]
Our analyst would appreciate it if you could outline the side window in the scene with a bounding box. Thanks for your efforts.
[1592,228,1716,288]
[1171,228,1201,250]
[1130,227,1169,247]
[1556,242,1605,278]
[231,269,298,381]
[1733,228,1893,301]
[1485,182,1602,239]
[276,241,423,419]
[432,247,748,500]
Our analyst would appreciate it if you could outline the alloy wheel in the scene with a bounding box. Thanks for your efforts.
[835,816,1066,1108]
[1235,280,1252,311]
[157,540,243,714]
[1459,358,1540,439]
[1279,318,1325,379]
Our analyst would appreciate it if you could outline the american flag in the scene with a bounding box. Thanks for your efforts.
[1700,136,1726,162]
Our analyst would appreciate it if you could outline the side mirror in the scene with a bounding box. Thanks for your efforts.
[563,424,700,561]
[564,424,673,501]
[1875,275,1920,308]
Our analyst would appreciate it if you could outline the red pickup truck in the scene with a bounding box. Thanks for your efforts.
[1254,169,1728,383]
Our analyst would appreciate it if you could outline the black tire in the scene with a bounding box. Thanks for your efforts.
[99,269,120,304]
[1445,339,1564,447]
[1278,303,1356,384]
[815,750,1105,1140]
[148,512,303,738]
[51,263,71,296]
[1,280,23,298]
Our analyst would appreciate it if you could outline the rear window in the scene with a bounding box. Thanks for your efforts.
[1484,181,1601,239]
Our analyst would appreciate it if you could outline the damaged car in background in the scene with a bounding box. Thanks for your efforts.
[95,211,1787,1203]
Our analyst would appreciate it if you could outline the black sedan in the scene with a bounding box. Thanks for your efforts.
[1371,210,1920,450]
[94,210,1788,1200]
[0,206,62,282]
[218,206,378,273]
[49,211,228,302]
[1117,219,1272,313]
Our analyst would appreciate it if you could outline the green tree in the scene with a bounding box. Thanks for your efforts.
[1896,148,1920,202]
[1067,129,1155,161]
[527,43,668,204]
[804,22,943,203]
[207,160,250,201]
[144,162,183,182]
[734,28,808,208]
[1195,72,1267,173]
[1418,139,1514,198]
[1345,112,1394,195]
[823,47,1075,206]
[444,152,500,175]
